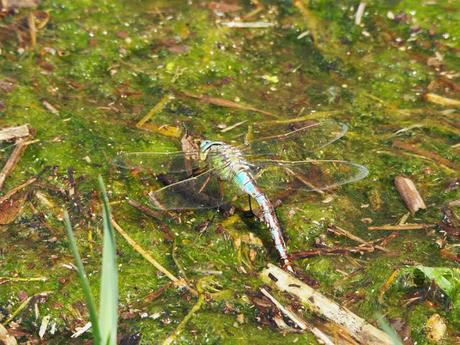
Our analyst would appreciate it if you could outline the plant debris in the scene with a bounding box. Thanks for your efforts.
[394,176,427,215]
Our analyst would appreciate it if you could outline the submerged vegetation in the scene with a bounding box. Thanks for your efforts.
[0,0,459,344]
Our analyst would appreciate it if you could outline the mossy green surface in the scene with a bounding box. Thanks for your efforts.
[0,0,459,344]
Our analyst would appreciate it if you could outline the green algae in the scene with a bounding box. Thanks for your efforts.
[0,0,459,344]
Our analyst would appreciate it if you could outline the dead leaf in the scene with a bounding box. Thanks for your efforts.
[426,314,446,342]
[167,44,189,54]
[0,79,17,93]
[0,323,17,345]
[0,191,26,225]
[141,123,182,138]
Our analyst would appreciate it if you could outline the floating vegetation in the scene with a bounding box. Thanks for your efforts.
[1,0,459,344]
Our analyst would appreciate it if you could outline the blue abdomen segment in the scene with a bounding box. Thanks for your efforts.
[234,171,258,196]
[233,171,292,271]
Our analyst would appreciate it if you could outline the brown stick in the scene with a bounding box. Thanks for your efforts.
[128,199,164,220]
[393,141,459,171]
[179,90,278,117]
[440,248,460,264]
[0,125,30,142]
[28,12,36,47]
[0,139,32,190]
[259,287,308,330]
[0,176,37,204]
[368,224,435,231]
[259,288,335,345]
[291,245,374,260]
[394,176,427,215]
[111,218,197,296]
[260,264,394,345]
[328,225,390,252]
[373,232,400,247]
[423,93,460,107]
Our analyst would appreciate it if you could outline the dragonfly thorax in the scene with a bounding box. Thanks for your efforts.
[202,141,253,182]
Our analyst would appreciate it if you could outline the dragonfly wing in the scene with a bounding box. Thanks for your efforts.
[148,169,225,210]
[238,119,347,160]
[113,151,202,174]
[252,159,368,198]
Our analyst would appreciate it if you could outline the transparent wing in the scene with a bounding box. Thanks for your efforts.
[252,159,368,198]
[235,119,347,160]
[148,169,225,210]
[113,151,202,174]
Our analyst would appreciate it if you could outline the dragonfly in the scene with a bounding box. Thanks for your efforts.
[115,119,369,272]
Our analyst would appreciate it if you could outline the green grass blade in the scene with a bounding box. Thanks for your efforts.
[375,313,403,345]
[64,210,102,344]
[98,175,118,345]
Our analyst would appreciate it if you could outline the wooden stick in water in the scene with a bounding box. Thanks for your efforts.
[0,139,32,190]
[111,218,197,296]
[328,225,390,252]
[259,287,307,330]
[0,176,37,204]
[128,199,164,220]
[394,176,427,215]
[259,287,335,345]
[368,223,435,231]
[260,264,394,345]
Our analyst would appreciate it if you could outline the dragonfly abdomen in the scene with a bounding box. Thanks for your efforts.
[234,169,293,272]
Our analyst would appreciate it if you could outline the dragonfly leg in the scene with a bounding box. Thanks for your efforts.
[197,173,212,193]
[247,195,253,213]
[218,179,225,199]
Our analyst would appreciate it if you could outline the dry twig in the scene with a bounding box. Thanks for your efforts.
[128,199,163,220]
[368,224,435,231]
[259,287,307,330]
[261,264,393,345]
[378,269,399,304]
[291,245,374,259]
[111,218,197,296]
[393,141,459,171]
[328,225,390,252]
[0,139,35,190]
[0,176,37,204]
[424,93,460,107]
[179,90,278,117]
[28,12,36,47]
[259,287,335,345]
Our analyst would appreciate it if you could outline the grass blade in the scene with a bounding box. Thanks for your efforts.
[97,175,118,345]
[375,313,403,345]
[64,210,101,344]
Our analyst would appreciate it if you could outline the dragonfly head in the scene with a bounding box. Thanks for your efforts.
[199,140,222,160]
[200,140,214,152]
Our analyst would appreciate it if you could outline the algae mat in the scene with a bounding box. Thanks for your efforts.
[0,1,459,344]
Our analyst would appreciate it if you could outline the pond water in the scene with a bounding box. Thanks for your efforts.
[0,1,459,344]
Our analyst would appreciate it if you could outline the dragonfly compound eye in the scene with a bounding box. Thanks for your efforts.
[200,140,213,152]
